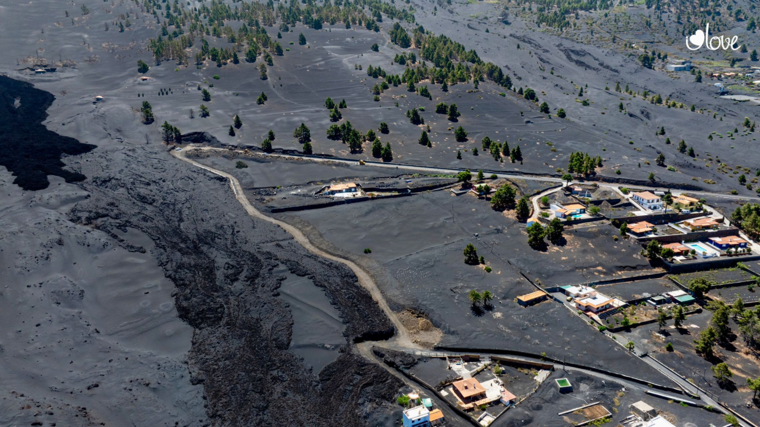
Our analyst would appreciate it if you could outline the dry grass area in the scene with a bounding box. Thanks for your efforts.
[397,309,443,348]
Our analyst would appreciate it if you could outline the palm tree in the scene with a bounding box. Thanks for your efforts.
[482,290,493,308]
[468,290,482,307]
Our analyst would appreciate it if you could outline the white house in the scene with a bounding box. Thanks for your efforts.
[403,405,430,427]
[631,191,663,211]
[324,182,362,197]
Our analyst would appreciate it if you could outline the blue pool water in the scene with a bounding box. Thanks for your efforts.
[687,243,709,253]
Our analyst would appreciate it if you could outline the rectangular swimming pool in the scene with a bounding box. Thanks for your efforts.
[687,243,710,253]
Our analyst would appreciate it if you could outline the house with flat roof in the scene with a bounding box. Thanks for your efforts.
[673,195,699,208]
[563,285,596,299]
[631,192,663,211]
[575,292,614,313]
[662,242,690,256]
[630,401,657,421]
[570,186,592,198]
[709,236,747,250]
[325,182,362,197]
[628,221,655,236]
[516,290,547,306]
[682,217,719,231]
[451,378,487,406]
[550,203,586,219]
[403,405,430,427]
[665,60,692,72]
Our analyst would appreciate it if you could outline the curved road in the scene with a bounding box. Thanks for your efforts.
[172,146,754,427]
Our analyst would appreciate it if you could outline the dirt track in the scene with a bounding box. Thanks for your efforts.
[173,147,420,350]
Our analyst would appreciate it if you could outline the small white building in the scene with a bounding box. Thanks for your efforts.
[575,292,614,313]
[563,285,596,299]
[324,182,362,197]
[630,401,657,421]
[630,191,663,211]
[665,60,691,72]
[403,405,430,427]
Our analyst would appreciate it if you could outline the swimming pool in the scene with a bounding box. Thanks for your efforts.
[687,243,710,253]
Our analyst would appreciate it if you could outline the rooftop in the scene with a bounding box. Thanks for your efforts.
[563,203,586,211]
[500,389,517,401]
[328,182,357,191]
[403,405,430,420]
[452,378,487,399]
[577,292,613,308]
[629,221,654,233]
[685,217,718,227]
[632,191,660,201]
[516,290,547,302]
[662,242,689,252]
[674,195,699,204]
[429,409,444,422]
[709,236,747,245]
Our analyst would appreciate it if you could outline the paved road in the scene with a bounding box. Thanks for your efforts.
[186,145,759,201]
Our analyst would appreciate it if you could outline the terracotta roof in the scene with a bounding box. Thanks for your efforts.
[516,291,547,302]
[662,243,690,253]
[500,389,517,401]
[452,378,486,399]
[429,409,444,422]
[686,218,718,227]
[328,182,357,191]
[563,203,586,211]
[633,191,660,201]
[629,221,654,233]
[709,236,747,246]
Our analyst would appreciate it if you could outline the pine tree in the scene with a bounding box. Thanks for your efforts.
[229,126,236,136]
[381,142,393,161]
[233,114,242,129]
[419,131,430,146]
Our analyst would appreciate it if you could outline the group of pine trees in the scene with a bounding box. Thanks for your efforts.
[567,151,602,175]
[387,24,512,90]
[143,0,412,66]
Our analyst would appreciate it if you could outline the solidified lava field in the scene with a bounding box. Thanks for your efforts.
[2,0,760,425]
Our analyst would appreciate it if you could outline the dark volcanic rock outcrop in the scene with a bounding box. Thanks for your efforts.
[70,144,401,426]
[0,76,95,190]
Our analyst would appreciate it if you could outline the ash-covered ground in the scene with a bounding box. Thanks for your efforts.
[2,0,760,425]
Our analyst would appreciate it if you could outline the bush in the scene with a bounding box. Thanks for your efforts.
[235,161,248,169]
[485,266,492,273]
[490,174,497,179]
[213,75,220,80]
[397,395,410,406]
[363,248,372,254]
[665,342,674,352]
[598,325,607,332]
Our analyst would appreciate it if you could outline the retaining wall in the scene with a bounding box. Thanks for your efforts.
[433,346,685,395]
[663,255,760,273]
[611,211,708,226]
[268,192,412,213]
[636,228,740,245]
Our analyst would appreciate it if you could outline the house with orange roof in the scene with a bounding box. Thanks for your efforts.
[628,221,655,236]
[682,217,719,231]
[662,242,690,256]
[709,236,748,250]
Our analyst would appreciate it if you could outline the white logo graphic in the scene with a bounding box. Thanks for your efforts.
[686,24,739,51]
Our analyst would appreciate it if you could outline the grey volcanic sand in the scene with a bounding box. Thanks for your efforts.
[492,369,726,427]
[0,172,204,426]
[282,191,668,384]
[275,265,345,373]
[196,154,401,188]
[616,309,760,422]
